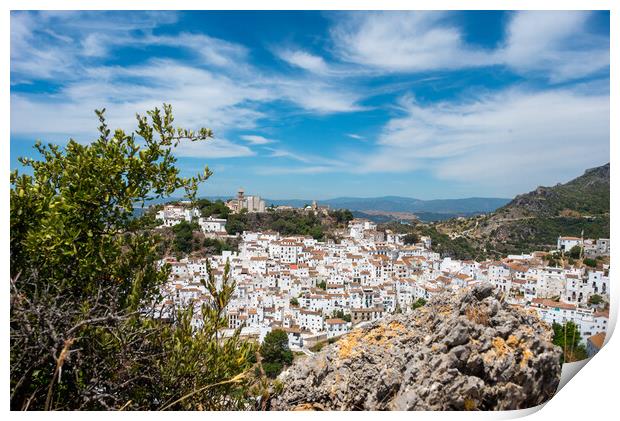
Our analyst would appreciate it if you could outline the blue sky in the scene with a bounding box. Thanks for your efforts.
[10,10,610,200]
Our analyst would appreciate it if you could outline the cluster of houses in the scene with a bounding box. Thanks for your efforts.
[557,236,610,257]
[155,203,201,227]
[154,216,610,357]
[154,193,331,236]
[155,203,227,235]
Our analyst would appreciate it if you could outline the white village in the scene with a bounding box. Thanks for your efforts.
[151,198,610,358]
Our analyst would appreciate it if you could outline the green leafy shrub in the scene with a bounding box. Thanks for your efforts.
[403,233,419,245]
[331,309,351,323]
[589,294,603,305]
[172,221,199,253]
[195,198,230,218]
[10,105,256,410]
[225,210,326,239]
[411,298,427,310]
[569,245,582,259]
[329,209,353,225]
[203,237,233,255]
[583,258,597,268]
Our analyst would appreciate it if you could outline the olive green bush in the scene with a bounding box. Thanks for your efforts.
[10,105,259,410]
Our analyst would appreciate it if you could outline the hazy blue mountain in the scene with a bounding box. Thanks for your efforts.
[351,210,488,223]
[268,196,510,214]
[136,195,510,217]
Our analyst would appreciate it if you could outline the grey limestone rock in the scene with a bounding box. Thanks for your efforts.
[271,283,562,411]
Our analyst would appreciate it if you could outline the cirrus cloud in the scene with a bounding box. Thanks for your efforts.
[240,135,276,145]
[356,86,609,194]
[330,11,609,83]
[276,49,329,74]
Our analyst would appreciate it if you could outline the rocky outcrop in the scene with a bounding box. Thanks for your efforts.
[272,284,562,411]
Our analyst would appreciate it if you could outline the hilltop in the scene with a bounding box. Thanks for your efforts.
[436,163,610,256]
[136,163,609,259]
[135,196,509,223]
[494,163,609,219]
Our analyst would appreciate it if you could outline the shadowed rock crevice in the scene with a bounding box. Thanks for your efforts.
[271,284,562,411]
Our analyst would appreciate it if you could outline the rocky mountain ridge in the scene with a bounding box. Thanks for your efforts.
[435,163,610,255]
[494,163,610,220]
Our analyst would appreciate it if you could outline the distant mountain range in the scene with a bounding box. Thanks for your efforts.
[142,195,511,222]
[267,196,511,215]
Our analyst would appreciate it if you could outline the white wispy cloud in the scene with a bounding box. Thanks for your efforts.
[266,148,345,167]
[354,87,609,193]
[330,11,609,82]
[255,165,334,175]
[330,11,494,73]
[10,10,609,192]
[240,135,276,145]
[276,49,329,74]
[498,11,609,82]
[10,58,271,142]
[266,148,315,164]
[249,84,609,193]
[266,77,366,113]
[175,138,255,159]
[77,31,250,69]
[11,11,180,81]
[10,10,366,140]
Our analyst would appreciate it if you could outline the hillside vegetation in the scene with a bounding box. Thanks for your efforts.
[494,163,609,219]
[437,163,610,256]
[225,209,353,240]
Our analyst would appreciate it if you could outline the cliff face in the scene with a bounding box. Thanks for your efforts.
[272,284,562,411]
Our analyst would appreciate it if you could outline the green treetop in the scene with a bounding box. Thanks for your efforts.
[552,321,588,363]
[260,329,293,378]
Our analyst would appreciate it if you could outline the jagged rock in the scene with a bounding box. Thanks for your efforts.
[271,284,562,411]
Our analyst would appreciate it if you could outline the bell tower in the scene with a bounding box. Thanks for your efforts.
[237,187,245,212]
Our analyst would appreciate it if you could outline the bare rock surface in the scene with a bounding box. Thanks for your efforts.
[271,284,561,411]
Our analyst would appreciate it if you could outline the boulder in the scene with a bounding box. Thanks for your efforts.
[271,284,561,411]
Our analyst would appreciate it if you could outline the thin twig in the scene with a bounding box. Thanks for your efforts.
[158,372,247,411]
